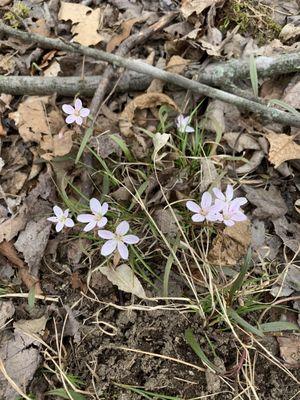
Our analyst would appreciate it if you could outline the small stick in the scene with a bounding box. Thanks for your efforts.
[1,22,300,127]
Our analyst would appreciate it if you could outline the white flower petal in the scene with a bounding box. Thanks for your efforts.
[97,217,108,228]
[53,206,63,217]
[212,187,225,201]
[66,114,76,124]
[47,216,58,223]
[65,218,74,227]
[101,202,109,215]
[116,221,129,236]
[206,212,222,222]
[62,104,74,114]
[117,242,129,260]
[75,116,83,126]
[186,201,201,213]
[201,192,212,209]
[192,214,205,222]
[77,214,95,223]
[55,221,64,232]
[63,209,69,218]
[185,125,195,133]
[83,221,97,232]
[224,219,235,227]
[101,239,117,256]
[90,198,101,214]
[232,211,247,222]
[123,234,139,244]
[98,230,115,240]
[225,185,234,201]
[75,98,82,111]
[80,108,90,117]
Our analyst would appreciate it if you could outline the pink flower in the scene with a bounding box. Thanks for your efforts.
[176,114,194,133]
[98,221,139,260]
[213,184,247,209]
[47,206,74,232]
[219,199,247,227]
[77,198,108,232]
[186,192,222,222]
[62,98,90,126]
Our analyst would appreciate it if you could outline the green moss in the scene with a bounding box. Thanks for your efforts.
[219,0,281,45]
[4,2,30,29]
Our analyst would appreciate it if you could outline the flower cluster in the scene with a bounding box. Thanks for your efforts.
[186,185,247,227]
[62,98,90,126]
[47,199,139,260]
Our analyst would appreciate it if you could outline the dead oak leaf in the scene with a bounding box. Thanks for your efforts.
[119,92,179,137]
[181,0,221,19]
[9,96,50,143]
[208,221,251,266]
[277,336,300,366]
[266,132,300,168]
[58,2,104,46]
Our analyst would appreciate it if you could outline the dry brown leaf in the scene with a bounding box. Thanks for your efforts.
[30,18,50,37]
[279,23,300,43]
[208,221,251,266]
[119,92,179,137]
[9,96,50,143]
[0,206,27,243]
[106,17,141,52]
[277,336,300,366]
[44,60,61,77]
[266,132,300,168]
[58,2,104,46]
[181,0,219,19]
[0,53,16,74]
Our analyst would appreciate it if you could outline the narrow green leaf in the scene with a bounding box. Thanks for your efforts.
[268,99,300,117]
[28,285,36,309]
[249,54,258,97]
[109,134,134,161]
[184,328,217,371]
[129,181,148,211]
[229,248,252,303]
[260,321,299,333]
[46,388,86,400]
[227,308,264,338]
[75,127,93,164]
[163,235,180,298]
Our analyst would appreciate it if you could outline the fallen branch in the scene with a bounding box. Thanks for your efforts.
[187,52,300,85]
[1,23,300,127]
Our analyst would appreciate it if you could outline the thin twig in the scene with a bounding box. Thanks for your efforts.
[1,22,300,126]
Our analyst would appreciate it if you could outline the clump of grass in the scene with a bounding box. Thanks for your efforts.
[4,2,30,28]
[219,0,281,45]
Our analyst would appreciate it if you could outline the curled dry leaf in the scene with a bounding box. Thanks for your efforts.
[99,264,146,299]
[119,92,179,137]
[244,186,287,219]
[152,132,171,161]
[208,221,251,266]
[266,132,300,168]
[58,1,104,46]
[180,0,220,19]
[235,150,265,174]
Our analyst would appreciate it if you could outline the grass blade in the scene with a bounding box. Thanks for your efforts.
[163,235,180,297]
[109,134,134,161]
[268,99,300,117]
[260,321,300,333]
[184,328,217,371]
[75,127,93,164]
[46,388,86,400]
[227,308,264,338]
[249,54,258,97]
[229,248,252,303]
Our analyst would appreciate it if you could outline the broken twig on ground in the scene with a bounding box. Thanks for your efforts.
[1,22,300,126]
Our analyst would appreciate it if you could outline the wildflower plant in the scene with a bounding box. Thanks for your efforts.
[98,221,140,260]
[187,185,247,227]
[62,98,90,126]
[47,206,74,232]
[176,114,195,134]
[77,198,108,232]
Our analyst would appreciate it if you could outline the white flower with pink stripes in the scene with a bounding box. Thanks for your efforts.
[98,221,139,260]
[62,98,90,126]
[77,198,108,232]
[47,206,74,232]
